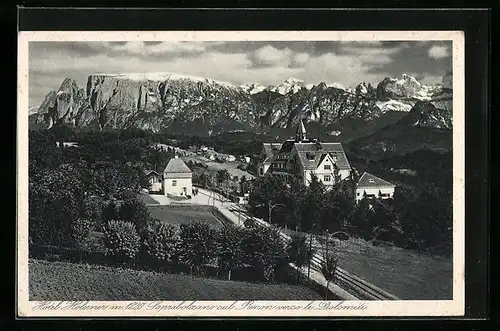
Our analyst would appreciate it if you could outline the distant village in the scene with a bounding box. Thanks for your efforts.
[142,119,395,205]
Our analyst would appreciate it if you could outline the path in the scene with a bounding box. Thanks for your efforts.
[145,187,396,300]
[192,187,358,300]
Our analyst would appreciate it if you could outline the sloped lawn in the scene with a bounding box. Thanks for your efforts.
[147,205,225,230]
[29,260,322,301]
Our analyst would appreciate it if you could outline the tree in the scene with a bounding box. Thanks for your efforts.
[300,174,326,232]
[216,169,231,185]
[370,199,399,242]
[240,226,288,281]
[320,254,339,300]
[118,197,153,233]
[287,233,316,283]
[248,175,288,221]
[351,198,374,240]
[178,222,217,275]
[216,226,244,280]
[29,170,80,247]
[399,187,452,253]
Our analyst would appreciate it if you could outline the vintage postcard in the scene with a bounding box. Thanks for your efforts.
[17,30,465,317]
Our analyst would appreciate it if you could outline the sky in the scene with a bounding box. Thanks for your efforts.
[28,40,452,107]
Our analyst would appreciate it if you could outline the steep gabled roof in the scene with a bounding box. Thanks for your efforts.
[163,158,192,174]
[294,142,350,170]
[262,143,283,163]
[357,172,395,188]
[144,169,161,177]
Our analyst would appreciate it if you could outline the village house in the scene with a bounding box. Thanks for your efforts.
[355,172,396,203]
[258,119,351,188]
[163,156,193,197]
[56,141,79,148]
[207,153,217,161]
[144,170,162,193]
[225,155,237,162]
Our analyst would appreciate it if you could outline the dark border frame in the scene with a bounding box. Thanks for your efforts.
[11,6,491,328]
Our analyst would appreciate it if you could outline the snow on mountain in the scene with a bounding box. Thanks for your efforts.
[269,77,304,95]
[414,84,446,101]
[375,100,414,113]
[327,82,345,90]
[376,73,423,100]
[240,83,267,95]
[32,72,452,135]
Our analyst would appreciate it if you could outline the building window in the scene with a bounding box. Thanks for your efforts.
[260,168,264,175]
[357,192,360,196]
[172,180,177,187]
[324,175,331,182]
[324,164,331,170]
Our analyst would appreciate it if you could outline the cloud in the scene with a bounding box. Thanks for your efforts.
[428,45,450,59]
[248,45,293,67]
[302,53,389,87]
[28,40,453,107]
[290,52,310,67]
[108,41,209,58]
[338,44,404,65]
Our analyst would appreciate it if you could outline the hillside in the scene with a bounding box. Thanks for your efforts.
[29,259,322,301]
[346,100,453,161]
[31,73,452,141]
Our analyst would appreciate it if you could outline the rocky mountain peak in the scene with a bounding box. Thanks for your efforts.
[269,77,305,95]
[31,72,453,137]
[240,82,267,95]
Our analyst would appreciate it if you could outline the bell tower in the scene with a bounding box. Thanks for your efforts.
[295,118,307,142]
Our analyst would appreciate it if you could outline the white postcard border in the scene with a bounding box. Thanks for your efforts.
[17,30,465,317]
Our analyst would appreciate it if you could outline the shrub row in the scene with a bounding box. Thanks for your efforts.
[60,219,308,283]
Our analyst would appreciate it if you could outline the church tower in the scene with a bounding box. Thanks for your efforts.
[295,118,307,142]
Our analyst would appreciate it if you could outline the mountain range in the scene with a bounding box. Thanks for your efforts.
[29,72,453,149]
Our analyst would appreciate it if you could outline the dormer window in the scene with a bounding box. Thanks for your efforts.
[368,179,375,183]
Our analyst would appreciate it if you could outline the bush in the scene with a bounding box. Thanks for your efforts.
[103,220,141,262]
[70,218,95,251]
[178,222,217,275]
[141,220,179,267]
[81,196,105,231]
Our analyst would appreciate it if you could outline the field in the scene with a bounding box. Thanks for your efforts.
[138,193,160,205]
[147,205,225,230]
[283,230,452,300]
[181,156,255,180]
[29,260,322,301]
[320,237,452,300]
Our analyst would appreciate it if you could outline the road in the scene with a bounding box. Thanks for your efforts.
[146,187,396,300]
[192,187,358,300]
